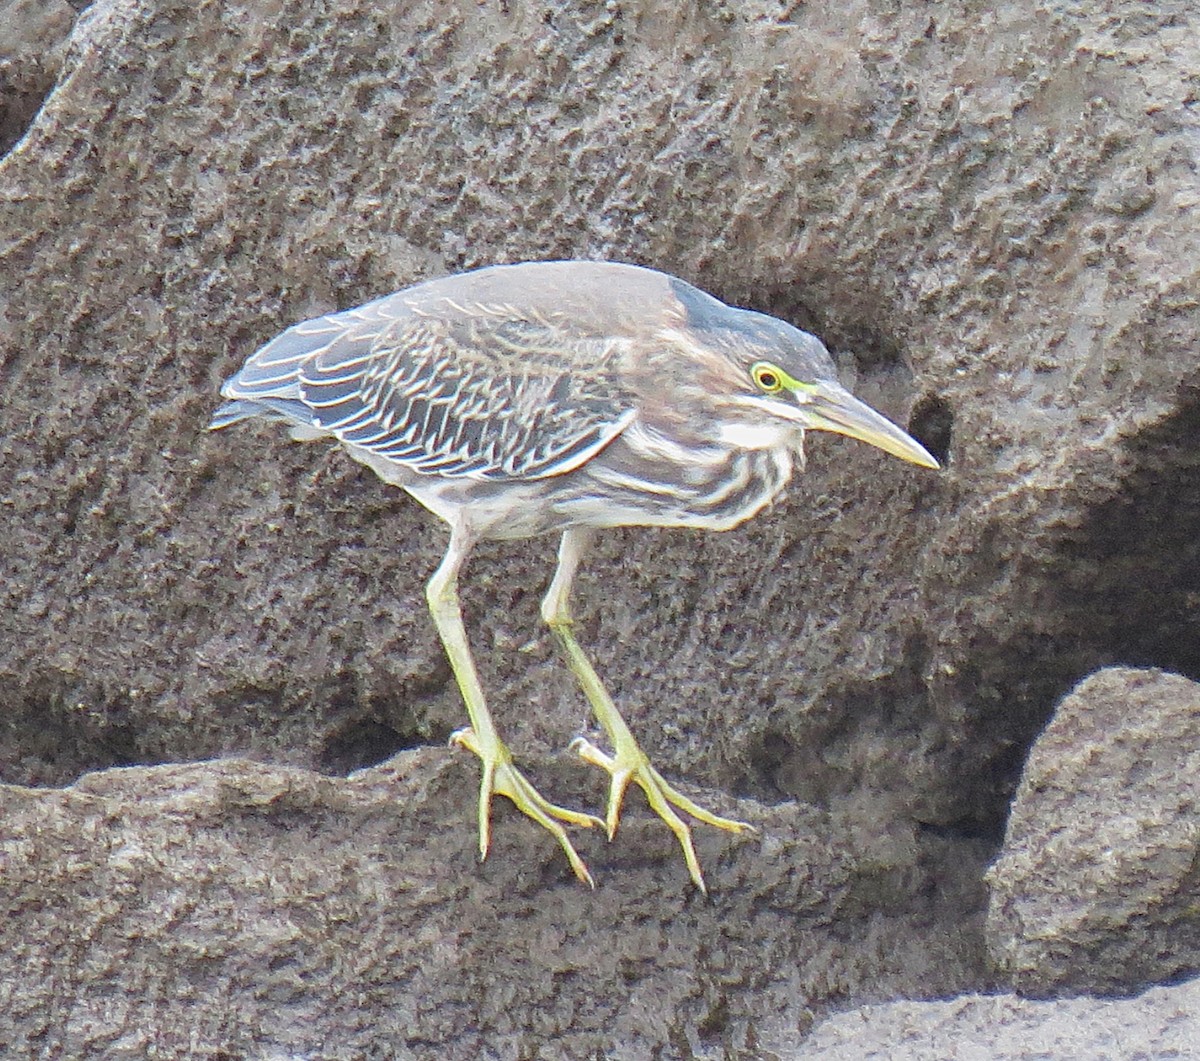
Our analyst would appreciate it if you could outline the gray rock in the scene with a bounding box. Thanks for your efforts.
[4,0,1199,835]
[799,978,1200,1060]
[986,667,1200,996]
[1,0,1199,1054]
[0,0,78,154]
[0,758,988,1059]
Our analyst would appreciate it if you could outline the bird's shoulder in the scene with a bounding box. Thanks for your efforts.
[313,288,637,418]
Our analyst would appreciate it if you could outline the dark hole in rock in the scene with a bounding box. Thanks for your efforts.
[908,393,953,465]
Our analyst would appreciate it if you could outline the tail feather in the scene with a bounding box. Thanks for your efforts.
[210,306,356,436]
[208,396,315,431]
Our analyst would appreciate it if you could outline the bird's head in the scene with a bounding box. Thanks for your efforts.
[669,281,939,470]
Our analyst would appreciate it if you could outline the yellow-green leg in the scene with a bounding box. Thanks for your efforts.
[542,528,755,893]
[429,526,602,885]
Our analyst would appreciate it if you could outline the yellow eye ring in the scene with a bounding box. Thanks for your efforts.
[751,361,784,393]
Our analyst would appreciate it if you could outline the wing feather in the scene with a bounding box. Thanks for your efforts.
[216,290,637,481]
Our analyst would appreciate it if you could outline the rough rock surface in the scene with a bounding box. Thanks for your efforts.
[986,667,1200,996]
[6,0,1200,832]
[799,977,1200,1060]
[0,758,989,1059]
[0,0,77,155]
[1,0,1199,1055]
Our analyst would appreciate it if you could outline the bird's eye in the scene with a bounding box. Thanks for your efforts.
[751,362,783,393]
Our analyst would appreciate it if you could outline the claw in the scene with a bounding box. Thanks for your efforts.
[452,727,603,886]
[570,735,756,894]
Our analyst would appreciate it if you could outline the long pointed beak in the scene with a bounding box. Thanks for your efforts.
[800,380,940,469]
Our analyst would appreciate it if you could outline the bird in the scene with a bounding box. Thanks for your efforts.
[210,260,940,892]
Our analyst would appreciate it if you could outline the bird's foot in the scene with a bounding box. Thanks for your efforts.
[450,726,604,887]
[569,736,756,895]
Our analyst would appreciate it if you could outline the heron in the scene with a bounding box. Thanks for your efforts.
[210,260,939,891]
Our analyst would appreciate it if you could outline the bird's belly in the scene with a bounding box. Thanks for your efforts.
[345,439,796,539]
[344,444,567,539]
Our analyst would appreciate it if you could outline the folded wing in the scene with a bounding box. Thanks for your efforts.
[213,290,637,482]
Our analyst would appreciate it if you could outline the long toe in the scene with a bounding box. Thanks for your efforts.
[452,727,603,886]
[572,737,755,893]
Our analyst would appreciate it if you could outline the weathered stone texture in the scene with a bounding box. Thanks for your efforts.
[1,0,1199,1055]
[986,668,1200,996]
[2,0,1197,821]
[0,758,988,1058]
[800,978,1200,1060]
